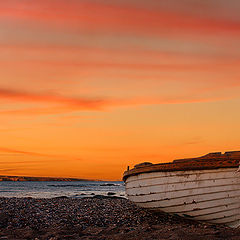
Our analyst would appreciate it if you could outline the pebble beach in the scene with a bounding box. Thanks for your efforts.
[1,197,240,240]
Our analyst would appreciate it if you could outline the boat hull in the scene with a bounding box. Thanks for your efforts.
[125,168,240,227]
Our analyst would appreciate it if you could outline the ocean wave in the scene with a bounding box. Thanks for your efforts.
[48,183,123,188]
[100,183,122,187]
[47,184,99,188]
[0,190,16,192]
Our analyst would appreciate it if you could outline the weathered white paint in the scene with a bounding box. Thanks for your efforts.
[125,168,240,227]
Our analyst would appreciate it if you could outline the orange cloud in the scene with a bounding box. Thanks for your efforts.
[0,146,84,163]
[0,146,54,157]
[0,168,19,173]
[0,89,235,116]
[1,0,240,37]
[0,88,107,109]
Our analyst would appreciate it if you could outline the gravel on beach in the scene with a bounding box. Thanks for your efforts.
[0,197,240,240]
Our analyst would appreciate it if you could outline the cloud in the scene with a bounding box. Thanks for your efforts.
[0,168,19,173]
[184,137,205,145]
[0,86,238,116]
[1,0,240,39]
[0,146,84,163]
[0,147,52,157]
[0,88,107,110]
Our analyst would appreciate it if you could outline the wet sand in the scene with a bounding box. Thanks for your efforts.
[0,197,240,240]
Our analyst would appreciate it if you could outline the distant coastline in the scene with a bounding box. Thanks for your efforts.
[0,175,92,182]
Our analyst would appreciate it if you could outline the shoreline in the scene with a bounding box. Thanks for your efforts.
[0,197,240,240]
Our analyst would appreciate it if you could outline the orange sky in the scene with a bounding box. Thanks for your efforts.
[0,0,240,180]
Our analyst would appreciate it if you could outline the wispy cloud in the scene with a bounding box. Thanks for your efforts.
[0,87,236,116]
[1,0,240,37]
[0,168,19,173]
[0,146,53,157]
[0,146,85,164]
[0,88,106,109]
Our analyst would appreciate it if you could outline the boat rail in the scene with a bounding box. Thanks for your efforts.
[123,152,240,181]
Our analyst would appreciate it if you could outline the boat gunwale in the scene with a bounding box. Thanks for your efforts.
[123,158,239,181]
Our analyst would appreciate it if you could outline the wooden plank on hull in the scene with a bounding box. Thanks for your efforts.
[127,183,240,201]
[146,197,240,213]
[130,189,240,205]
[126,172,240,190]
[126,181,240,196]
[125,168,236,183]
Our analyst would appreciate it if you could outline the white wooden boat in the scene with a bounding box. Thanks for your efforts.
[123,151,240,228]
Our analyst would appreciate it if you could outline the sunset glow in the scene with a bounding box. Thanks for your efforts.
[1,0,240,180]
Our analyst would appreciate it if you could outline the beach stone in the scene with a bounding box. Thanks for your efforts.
[54,196,68,199]
[0,213,9,227]
[107,192,116,196]
[100,183,116,186]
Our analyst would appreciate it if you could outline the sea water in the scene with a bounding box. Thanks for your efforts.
[0,181,125,198]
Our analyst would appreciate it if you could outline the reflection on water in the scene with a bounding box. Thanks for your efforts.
[0,181,125,198]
